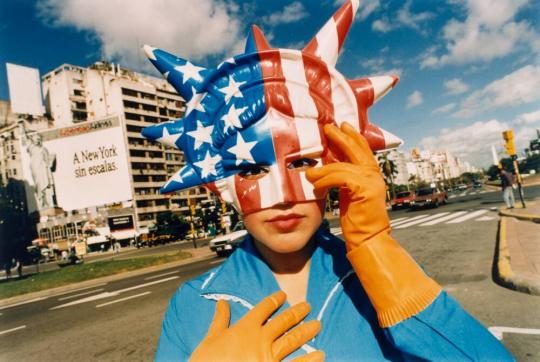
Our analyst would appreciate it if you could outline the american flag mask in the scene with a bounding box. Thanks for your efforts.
[141,0,403,215]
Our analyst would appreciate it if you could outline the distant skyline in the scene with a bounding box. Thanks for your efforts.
[1,0,539,168]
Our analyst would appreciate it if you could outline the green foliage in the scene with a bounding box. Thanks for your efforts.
[0,251,191,299]
[155,211,189,239]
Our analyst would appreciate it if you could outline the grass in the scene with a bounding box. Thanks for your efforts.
[0,251,191,300]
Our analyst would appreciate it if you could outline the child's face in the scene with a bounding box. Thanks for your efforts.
[242,200,325,254]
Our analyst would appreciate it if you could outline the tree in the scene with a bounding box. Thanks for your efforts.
[155,211,189,239]
[378,153,398,200]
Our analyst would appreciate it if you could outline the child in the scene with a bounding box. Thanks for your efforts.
[142,1,513,360]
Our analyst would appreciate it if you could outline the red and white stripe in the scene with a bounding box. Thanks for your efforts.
[303,0,359,67]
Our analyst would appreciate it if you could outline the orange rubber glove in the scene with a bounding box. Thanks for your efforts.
[306,123,441,328]
[190,291,324,362]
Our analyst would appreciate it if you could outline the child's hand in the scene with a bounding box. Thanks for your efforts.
[306,122,390,251]
[190,291,324,362]
[307,123,440,328]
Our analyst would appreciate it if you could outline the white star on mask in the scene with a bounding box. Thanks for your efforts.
[218,75,246,102]
[157,125,181,148]
[174,61,205,84]
[227,133,257,166]
[194,151,221,179]
[185,87,207,116]
[221,104,248,132]
[186,121,214,150]
[164,169,184,188]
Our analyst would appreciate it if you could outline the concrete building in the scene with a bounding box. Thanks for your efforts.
[41,61,214,229]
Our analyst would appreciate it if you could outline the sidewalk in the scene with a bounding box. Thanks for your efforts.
[0,245,216,308]
[496,200,540,296]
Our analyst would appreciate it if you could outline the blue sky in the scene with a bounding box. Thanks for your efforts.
[1,0,539,168]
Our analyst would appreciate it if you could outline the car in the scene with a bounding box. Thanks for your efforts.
[209,222,248,257]
[473,181,482,189]
[410,187,447,209]
[390,191,415,210]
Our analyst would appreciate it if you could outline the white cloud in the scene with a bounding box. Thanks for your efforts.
[422,0,539,68]
[372,19,392,33]
[263,2,308,26]
[407,90,423,108]
[37,0,244,70]
[360,57,403,77]
[396,0,433,31]
[334,0,380,20]
[371,0,433,34]
[513,110,540,125]
[444,78,469,95]
[454,65,540,118]
[419,119,537,167]
[432,103,456,115]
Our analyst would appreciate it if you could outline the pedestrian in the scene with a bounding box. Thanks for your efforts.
[142,1,512,360]
[500,165,516,209]
[15,258,23,278]
[4,260,12,279]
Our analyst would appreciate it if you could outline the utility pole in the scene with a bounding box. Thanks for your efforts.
[502,130,526,208]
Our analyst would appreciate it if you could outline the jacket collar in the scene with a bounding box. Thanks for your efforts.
[200,225,354,314]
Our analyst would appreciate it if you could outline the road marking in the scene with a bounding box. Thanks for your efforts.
[488,326,540,340]
[394,213,450,229]
[50,276,179,310]
[58,288,104,301]
[446,209,488,223]
[330,227,342,235]
[475,215,495,221]
[52,283,108,297]
[0,297,47,310]
[144,270,179,280]
[390,217,409,223]
[391,215,428,227]
[0,325,26,336]
[420,211,468,226]
[210,260,223,265]
[95,292,151,308]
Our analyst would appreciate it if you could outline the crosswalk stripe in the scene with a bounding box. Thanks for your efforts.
[391,214,428,227]
[446,209,489,223]
[394,212,450,229]
[420,211,468,226]
[390,217,409,223]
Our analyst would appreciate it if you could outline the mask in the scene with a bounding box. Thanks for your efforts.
[141,0,402,215]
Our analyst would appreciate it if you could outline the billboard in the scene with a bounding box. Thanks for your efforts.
[6,63,45,116]
[37,116,132,211]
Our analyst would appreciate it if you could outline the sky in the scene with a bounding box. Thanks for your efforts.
[1,0,539,169]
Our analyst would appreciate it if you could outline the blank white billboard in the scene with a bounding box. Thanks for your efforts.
[6,63,45,116]
[39,116,132,211]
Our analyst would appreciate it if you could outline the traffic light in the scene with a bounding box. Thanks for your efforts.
[189,199,196,216]
[221,200,227,214]
[502,130,516,156]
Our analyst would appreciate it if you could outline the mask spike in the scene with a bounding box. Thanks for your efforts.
[303,0,359,66]
[142,45,208,101]
[245,25,272,53]
[141,121,184,150]
[160,165,203,194]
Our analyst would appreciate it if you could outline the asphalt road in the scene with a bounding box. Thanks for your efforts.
[1,185,539,361]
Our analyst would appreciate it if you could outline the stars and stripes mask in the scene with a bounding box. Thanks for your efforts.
[141,0,402,215]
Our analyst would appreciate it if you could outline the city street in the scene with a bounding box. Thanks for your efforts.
[1,185,539,361]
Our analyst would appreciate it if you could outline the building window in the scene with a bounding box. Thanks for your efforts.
[122,88,138,97]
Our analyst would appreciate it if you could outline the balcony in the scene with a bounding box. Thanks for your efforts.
[136,205,169,214]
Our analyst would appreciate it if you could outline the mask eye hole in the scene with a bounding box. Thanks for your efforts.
[238,165,270,180]
[287,158,318,171]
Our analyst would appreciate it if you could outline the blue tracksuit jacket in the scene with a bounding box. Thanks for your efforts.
[155,228,513,361]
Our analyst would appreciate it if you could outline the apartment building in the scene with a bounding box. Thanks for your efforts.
[42,61,214,229]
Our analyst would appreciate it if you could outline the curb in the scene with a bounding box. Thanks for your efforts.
[494,217,540,296]
[0,252,216,308]
[498,209,540,223]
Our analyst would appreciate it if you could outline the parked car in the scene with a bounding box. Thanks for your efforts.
[209,222,248,257]
[410,187,447,209]
[390,191,415,210]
